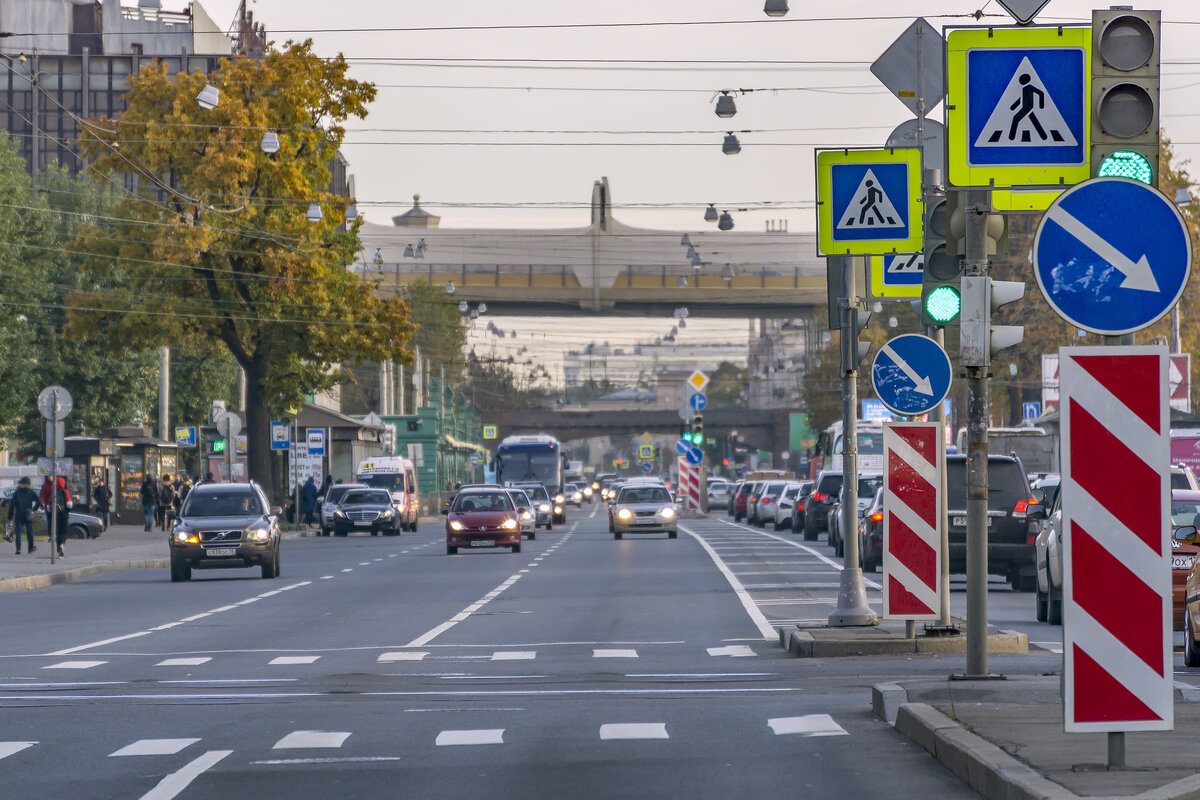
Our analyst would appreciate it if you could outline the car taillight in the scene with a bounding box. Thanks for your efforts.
[1027,533,1038,545]
[812,491,828,502]
[763,497,773,504]
[870,511,883,522]
[1013,497,1037,517]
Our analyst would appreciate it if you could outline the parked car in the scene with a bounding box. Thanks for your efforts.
[167,482,282,582]
[330,488,402,537]
[1170,491,1200,630]
[859,487,885,573]
[732,482,753,521]
[317,482,367,537]
[506,487,537,540]
[609,483,677,539]
[803,471,844,541]
[706,479,732,510]
[947,455,1042,590]
[443,486,522,555]
[753,481,788,527]
[0,487,104,540]
[1173,465,1200,491]
[745,482,765,525]
[789,482,815,533]
[772,482,806,530]
[827,474,882,557]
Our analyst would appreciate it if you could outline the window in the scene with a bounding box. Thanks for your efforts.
[342,491,390,506]
[182,491,263,517]
[453,493,514,512]
[130,43,143,55]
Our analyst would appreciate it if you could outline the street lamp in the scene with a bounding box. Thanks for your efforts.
[722,132,742,155]
[444,280,455,294]
[715,92,737,118]
[764,0,788,17]
[680,233,692,247]
[305,203,323,223]
[196,84,220,110]
[718,211,734,231]
[373,248,384,268]
[704,204,719,223]
[403,243,415,258]
[344,204,358,222]
[260,130,280,154]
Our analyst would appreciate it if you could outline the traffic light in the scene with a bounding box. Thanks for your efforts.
[1091,9,1160,185]
[213,439,227,453]
[692,415,704,445]
[682,430,694,444]
[920,196,962,327]
[960,277,1026,367]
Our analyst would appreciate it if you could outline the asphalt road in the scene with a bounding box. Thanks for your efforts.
[0,503,1080,800]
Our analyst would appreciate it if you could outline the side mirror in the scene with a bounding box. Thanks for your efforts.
[440,508,449,515]
[517,507,527,514]
[1031,488,1045,504]
[269,506,282,517]
[1026,505,1047,521]
[1176,525,1200,544]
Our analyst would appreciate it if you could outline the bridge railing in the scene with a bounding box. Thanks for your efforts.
[359,263,816,291]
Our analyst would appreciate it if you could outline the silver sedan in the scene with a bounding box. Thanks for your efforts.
[609,485,678,539]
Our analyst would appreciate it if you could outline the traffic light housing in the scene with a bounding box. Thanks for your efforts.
[960,277,1026,366]
[920,196,963,327]
[1091,8,1160,185]
[691,415,704,445]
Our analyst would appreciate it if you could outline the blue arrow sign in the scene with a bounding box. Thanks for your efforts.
[685,446,704,466]
[641,461,654,474]
[675,439,691,456]
[871,334,953,417]
[688,392,707,411]
[1034,178,1191,336]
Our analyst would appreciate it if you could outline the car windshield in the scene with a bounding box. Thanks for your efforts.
[341,490,390,505]
[619,487,671,504]
[947,461,1028,508]
[509,491,530,507]
[782,486,801,500]
[453,493,514,512]
[764,482,786,498]
[858,477,883,497]
[359,473,405,491]
[325,486,359,504]
[182,491,263,517]
[1171,499,1200,528]
[1172,471,1194,490]
[817,475,844,495]
[515,485,549,501]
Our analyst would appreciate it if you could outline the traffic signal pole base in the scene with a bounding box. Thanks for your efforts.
[827,568,878,627]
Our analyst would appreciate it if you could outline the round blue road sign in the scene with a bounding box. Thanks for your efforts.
[641,461,653,474]
[689,392,708,412]
[685,446,704,466]
[1034,178,1191,335]
[871,333,953,417]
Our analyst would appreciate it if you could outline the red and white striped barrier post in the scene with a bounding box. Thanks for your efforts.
[883,422,943,620]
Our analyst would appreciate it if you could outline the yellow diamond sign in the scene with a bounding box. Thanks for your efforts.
[687,370,709,394]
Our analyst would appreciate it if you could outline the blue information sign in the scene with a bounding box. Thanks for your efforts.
[871,334,953,417]
[688,392,708,412]
[685,446,704,466]
[882,253,923,286]
[174,426,197,448]
[269,421,289,451]
[641,461,654,474]
[830,162,912,242]
[1023,402,1042,421]
[1034,178,1191,336]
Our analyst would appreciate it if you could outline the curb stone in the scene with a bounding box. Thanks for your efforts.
[0,559,169,594]
[779,626,1028,657]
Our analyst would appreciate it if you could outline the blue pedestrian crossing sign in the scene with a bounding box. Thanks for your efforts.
[1033,178,1191,336]
[871,334,953,417]
[869,252,923,299]
[947,26,1091,199]
[816,148,923,256]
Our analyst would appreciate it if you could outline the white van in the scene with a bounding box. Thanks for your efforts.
[356,457,420,532]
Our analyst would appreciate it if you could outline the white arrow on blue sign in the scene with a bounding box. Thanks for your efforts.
[1033,178,1192,336]
[641,461,654,474]
[871,333,953,417]
[689,392,707,412]
[675,439,691,456]
[685,446,704,466]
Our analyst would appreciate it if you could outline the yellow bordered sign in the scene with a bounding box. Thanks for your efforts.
[946,25,1091,209]
[816,148,923,256]
[869,253,923,298]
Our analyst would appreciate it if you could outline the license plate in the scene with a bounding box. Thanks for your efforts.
[1173,555,1195,570]
[952,516,993,527]
[206,547,237,557]
[470,539,494,547]
[636,518,658,525]
[355,520,372,527]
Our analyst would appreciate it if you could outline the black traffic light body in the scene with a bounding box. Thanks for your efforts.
[920,195,963,327]
[691,415,704,445]
[1091,9,1160,185]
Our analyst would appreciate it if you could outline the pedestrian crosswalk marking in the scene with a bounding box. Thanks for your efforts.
[436,729,504,746]
[593,649,638,658]
[273,731,351,749]
[43,661,106,670]
[491,651,536,661]
[836,169,904,231]
[0,742,36,760]
[378,651,428,662]
[269,656,320,665]
[707,645,756,658]
[156,658,211,667]
[110,738,200,757]
[768,714,849,737]
[975,57,1076,148]
[600,723,669,741]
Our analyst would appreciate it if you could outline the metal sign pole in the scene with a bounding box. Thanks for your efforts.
[49,399,57,566]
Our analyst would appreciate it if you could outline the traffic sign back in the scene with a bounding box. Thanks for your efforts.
[1033,178,1190,335]
[816,148,923,256]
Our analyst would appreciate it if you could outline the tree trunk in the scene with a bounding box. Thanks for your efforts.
[243,355,275,501]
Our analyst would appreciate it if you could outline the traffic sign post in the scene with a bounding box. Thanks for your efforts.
[38,385,72,565]
[871,334,953,418]
[1060,347,1172,737]
[883,422,943,621]
[1033,178,1190,336]
[816,148,924,256]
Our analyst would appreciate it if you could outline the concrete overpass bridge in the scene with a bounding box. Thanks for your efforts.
[480,407,792,452]
[359,178,825,318]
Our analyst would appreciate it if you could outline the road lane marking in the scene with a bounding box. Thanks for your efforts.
[680,525,777,641]
[491,651,536,661]
[0,742,35,760]
[42,661,106,670]
[156,658,211,667]
[110,739,200,757]
[600,723,668,740]
[49,633,150,656]
[273,731,351,749]
[718,520,883,590]
[404,574,524,648]
[593,649,638,658]
[136,750,232,800]
[0,687,801,702]
[768,714,849,737]
[436,729,504,746]
[269,656,320,665]
[253,756,403,765]
[627,672,775,678]
[379,652,428,662]
[707,646,756,657]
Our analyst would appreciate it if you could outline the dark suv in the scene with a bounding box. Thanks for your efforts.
[803,471,844,541]
[168,482,282,582]
[946,455,1041,590]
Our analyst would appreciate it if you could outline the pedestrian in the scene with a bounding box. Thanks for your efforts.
[140,474,157,532]
[93,478,111,530]
[301,476,318,526]
[51,476,71,558]
[39,476,52,511]
[7,476,38,555]
[158,474,175,530]
[319,473,332,498]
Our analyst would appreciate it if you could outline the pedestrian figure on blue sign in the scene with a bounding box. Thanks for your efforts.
[858,180,886,226]
[1006,73,1050,143]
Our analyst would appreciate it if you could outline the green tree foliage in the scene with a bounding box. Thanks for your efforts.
[706,361,748,410]
[70,42,413,491]
[403,281,467,383]
[468,353,553,412]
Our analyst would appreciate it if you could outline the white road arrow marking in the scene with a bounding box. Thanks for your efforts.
[1046,205,1160,293]
[880,343,934,396]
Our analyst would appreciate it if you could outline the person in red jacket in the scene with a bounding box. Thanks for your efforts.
[49,476,72,557]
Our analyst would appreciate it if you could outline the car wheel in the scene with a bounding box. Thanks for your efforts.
[668,530,677,539]
[529,531,536,540]
[1012,571,1036,593]
[1047,579,1063,625]
[512,543,522,554]
[334,529,348,537]
[835,535,844,558]
[447,545,457,555]
[1186,609,1200,668]
[803,518,818,541]
[170,561,191,582]
[261,549,279,579]
[67,524,87,540]
[546,520,553,531]
[862,551,877,573]
[319,526,328,537]
[1035,584,1048,622]
[410,521,418,534]
[614,532,623,540]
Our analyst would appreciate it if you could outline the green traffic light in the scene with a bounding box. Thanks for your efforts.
[925,285,961,324]
[213,439,227,453]
[1098,151,1153,185]
[693,433,704,445]
[682,432,693,443]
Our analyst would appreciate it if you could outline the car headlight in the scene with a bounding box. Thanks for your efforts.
[555,494,565,504]
[250,528,271,542]
[379,509,393,518]
[592,482,600,490]
[521,511,533,521]
[660,507,675,518]
[573,493,582,502]
[173,530,199,544]
[583,488,593,496]
[539,503,550,512]
[554,506,562,514]
[334,510,346,518]
[502,518,518,530]
[449,520,464,531]
[617,508,633,520]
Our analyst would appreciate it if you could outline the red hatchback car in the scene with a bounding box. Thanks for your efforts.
[443,486,522,555]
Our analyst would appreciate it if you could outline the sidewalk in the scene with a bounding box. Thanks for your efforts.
[874,676,1200,800]
[0,522,169,593]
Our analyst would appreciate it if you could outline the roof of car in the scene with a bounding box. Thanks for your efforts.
[190,482,257,493]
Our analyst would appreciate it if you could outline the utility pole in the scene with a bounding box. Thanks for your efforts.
[158,346,170,442]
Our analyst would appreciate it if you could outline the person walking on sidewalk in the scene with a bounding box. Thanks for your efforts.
[140,475,157,532]
[51,476,71,558]
[8,476,38,555]
[301,476,318,526]
[93,479,111,530]
[157,474,175,531]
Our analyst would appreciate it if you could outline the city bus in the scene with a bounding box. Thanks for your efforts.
[494,434,566,523]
